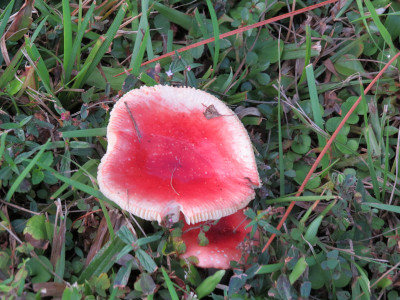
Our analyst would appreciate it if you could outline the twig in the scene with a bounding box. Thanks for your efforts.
[124,101,142,142]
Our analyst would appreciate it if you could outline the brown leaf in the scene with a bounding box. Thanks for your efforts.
[85,209,130,266]
[24,233,49,250]
[203,104,222,120]
[4,0,35,42]
[234,106,262,119]
[33,282,67,297]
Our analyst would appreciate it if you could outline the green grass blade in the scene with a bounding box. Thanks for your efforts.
[51,159,99,199]
[161,267,179,300]
[362,202,400,214]
[306,64,328,169]
[138,72,158,86]
[62,0,73,79]
[195,9,214,56]
[289,256,308,284]
[98,198,115,240]
[129,0,149,74]
[6,139,50,201]
[381,120,391,200]
[196,270,225,299]
[0,130,10,162]
[364,0,395,51]
[77,235,125,283]
[34,162,111,204]
[31,16,49,43]
[61,128,107,138]
[257,263,285,274]
[298,24,311,84]
[277,40,285,196]
[0,45,24,89]
[131,28,150,76]
[70,38,103,89]
[152,2,192,31]
[265,195,337,204]
[167,29,173,53]
[206,0,220,74]
[65,1,96,82]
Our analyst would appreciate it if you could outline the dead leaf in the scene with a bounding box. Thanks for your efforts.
[24,233,49,250]
[203,104,222,120]
[5,0,35,42]
[234,106,262,119]
[33,282,67,297]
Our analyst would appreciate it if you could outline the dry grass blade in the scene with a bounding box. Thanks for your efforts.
[85,210,127,266]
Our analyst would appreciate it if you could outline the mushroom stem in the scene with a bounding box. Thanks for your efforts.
[124,101,142,142]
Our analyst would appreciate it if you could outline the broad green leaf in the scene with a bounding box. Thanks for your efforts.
[196,270,225,299]
[334,54,365,76]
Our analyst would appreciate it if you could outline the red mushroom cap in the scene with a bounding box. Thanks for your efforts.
[98,85,260,224]
[179,209,258,269]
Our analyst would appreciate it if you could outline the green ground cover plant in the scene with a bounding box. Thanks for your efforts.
[0,0,400,299]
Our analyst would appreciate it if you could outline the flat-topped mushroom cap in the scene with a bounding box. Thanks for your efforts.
[179,209,258,269]
[98,85,260,224]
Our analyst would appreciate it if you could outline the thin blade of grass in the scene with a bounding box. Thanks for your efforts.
[61,128,107,138]
[131,28,150,76]
[265,195,337,204]
[306,64,328,169]
[138,72,158,86]
[6,139,50,201]
[65,1,96,82]
[364,126,381,202]
[359,81,381,202]
[195,9,214,56]
[277,38,285,197]
[0,44,24,89]
[152,2,193,31]
[206,0,220,74]
[161,267,179,300]
[0,130,10,161]
[129,0,149,75]
[62,0,72,79]
[51,159,99,199]
[31,16,48,43]
[298,24,311,84]
[362,202,400,214]
[70,38,103,89]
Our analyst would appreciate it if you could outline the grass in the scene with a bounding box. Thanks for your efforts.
[1,0,400,299]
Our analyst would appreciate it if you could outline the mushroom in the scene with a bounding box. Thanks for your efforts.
[98,85,260,225]
[178,209,258,269]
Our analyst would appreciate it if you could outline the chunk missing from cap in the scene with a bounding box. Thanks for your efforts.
[178,209,258,269]
[98,85,260,224]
